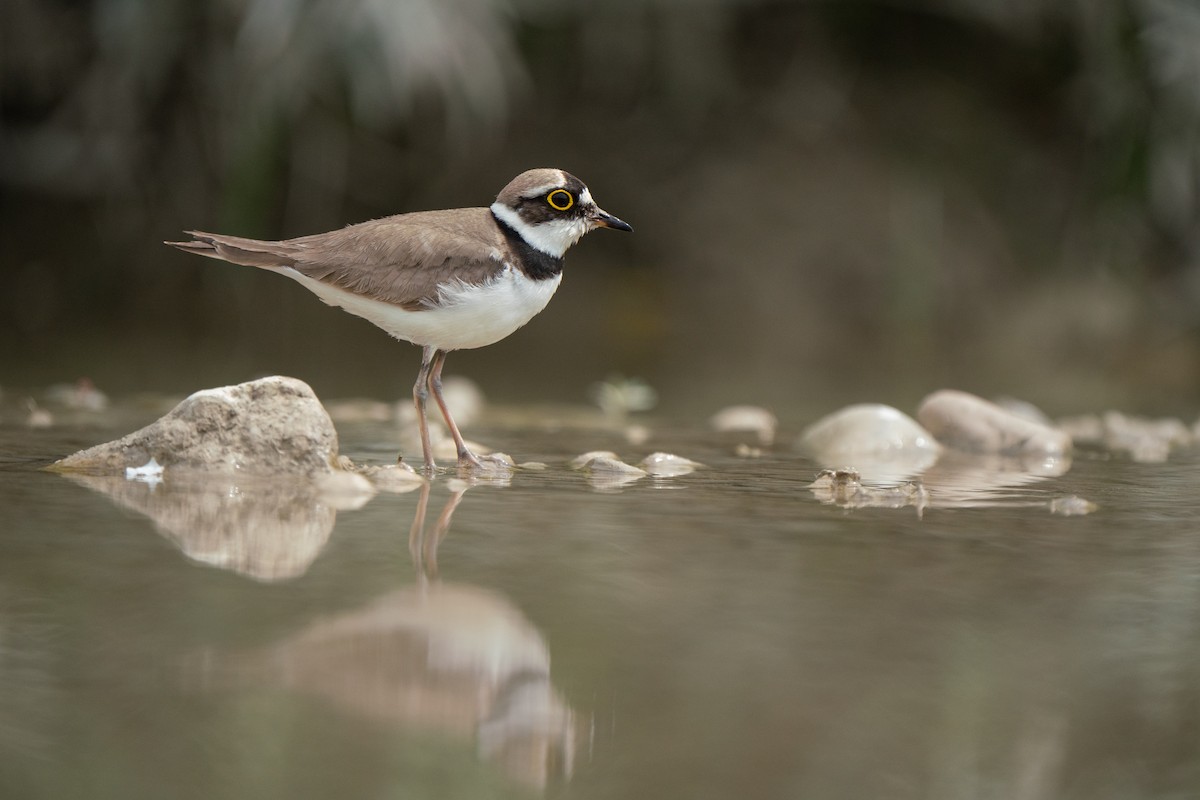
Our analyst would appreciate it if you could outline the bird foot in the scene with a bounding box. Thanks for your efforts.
[456,451,514,476]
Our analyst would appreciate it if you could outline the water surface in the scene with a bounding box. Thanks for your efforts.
[3,412,1200,799]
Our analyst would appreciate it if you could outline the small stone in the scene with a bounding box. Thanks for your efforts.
[735,443,763,458]
[916,390,1071,457]
[1101,411,1191,462]
[710,405,777,445]
[518,461,548,471]
[583,457,646,477]
[639,452,703,477]
[1049,495,1098,516]
[575,454,647,490]
[569,450,620,470]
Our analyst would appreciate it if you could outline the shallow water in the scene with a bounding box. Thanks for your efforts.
[4,409,1200,799]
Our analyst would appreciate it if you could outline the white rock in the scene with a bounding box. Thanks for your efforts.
[916,390,1071,457]
[639,452,703,477]
[799,403,941,482]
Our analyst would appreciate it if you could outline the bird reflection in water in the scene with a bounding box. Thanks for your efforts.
[195,479,579,793]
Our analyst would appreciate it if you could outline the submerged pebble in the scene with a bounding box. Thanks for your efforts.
[710,405,777,445]
[1049,495,1098,516]
[916,390,1071,457]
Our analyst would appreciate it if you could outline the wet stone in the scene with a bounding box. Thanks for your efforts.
[799,403,941,482]
[639,452,703,477]
[50,376,340,477]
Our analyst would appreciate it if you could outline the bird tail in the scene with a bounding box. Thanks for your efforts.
[164,231,298,269]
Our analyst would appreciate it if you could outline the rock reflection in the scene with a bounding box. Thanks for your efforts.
[64,474,342,581]
[809,450,1082,514]
[199,482,578,792]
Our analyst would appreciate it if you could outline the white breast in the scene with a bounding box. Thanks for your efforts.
[280,265,562,352]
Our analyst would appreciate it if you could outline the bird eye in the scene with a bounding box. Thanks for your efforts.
[546,189,574,211]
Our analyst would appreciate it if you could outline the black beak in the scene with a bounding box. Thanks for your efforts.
[591,207,633,232]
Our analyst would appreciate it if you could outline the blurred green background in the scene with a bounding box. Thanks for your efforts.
[3,0,1198,419]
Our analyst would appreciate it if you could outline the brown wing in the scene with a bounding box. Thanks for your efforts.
[167,208,509,311]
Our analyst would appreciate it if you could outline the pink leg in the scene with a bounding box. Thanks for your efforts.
[412,346,438,472]
[428,349,482,469]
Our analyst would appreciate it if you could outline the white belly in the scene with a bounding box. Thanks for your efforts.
[280,265,562,351]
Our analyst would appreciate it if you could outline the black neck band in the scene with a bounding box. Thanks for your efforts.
[492,212,564,281]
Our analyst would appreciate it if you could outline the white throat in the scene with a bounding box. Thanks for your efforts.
[490,202,588,258]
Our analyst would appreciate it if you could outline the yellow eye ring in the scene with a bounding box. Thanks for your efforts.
[546,189,574,211]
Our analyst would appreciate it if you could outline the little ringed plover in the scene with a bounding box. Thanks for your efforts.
[167,168,632,472]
